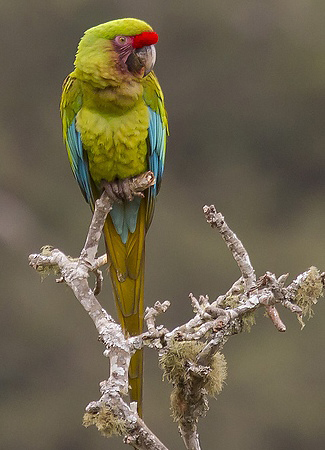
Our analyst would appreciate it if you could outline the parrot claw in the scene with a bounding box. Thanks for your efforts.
[101,178,137,203]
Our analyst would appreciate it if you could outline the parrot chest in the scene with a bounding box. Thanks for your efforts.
[77,104,149,184]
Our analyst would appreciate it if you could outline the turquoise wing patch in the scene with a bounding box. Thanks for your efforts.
[146,106,167,225]
[66,118,93,205]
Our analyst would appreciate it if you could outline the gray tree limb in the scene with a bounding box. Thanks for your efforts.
[29,189,324,450]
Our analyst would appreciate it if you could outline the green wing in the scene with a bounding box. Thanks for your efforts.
[142,71,168,227]
[60,76,94,205]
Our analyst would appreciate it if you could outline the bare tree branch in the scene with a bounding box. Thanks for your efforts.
[203,205,256,290]
[29,194,324,450]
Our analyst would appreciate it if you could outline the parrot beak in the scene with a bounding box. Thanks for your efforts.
[136,45,156,76]
[126,45,156,77]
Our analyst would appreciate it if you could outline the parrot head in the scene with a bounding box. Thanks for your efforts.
[74,18,159,86]
[112,27,158,77]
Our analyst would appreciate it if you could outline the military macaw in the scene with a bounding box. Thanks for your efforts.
[60,18,168,416]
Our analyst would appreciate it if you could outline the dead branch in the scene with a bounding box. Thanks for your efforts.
[29,193,324,450]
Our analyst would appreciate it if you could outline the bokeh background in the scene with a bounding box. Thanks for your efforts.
[1,1,325,449]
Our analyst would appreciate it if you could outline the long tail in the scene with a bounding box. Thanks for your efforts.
[103,199,146,417]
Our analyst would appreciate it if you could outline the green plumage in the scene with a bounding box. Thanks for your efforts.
[60,18,168,416]
[78,101,149,183]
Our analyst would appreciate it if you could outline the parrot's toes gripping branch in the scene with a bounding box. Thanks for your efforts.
[101,178,140,203]
[101,171,156,204]
[101,179,125,203]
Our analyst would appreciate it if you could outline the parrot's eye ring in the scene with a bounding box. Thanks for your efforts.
[114,35,130,46]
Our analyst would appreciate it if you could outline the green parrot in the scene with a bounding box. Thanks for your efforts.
[60,18,168,416]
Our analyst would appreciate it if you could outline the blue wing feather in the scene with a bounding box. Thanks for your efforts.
[146,106,167,225]
[66,118,93,205]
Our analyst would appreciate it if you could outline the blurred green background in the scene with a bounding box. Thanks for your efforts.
[1,1,325,449]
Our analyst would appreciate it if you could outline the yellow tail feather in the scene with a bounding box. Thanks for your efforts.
[103,199,146,417]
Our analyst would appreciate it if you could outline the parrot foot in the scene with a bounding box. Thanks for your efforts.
[101,178,144,203]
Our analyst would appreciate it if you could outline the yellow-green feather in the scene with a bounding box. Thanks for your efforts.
[77,103,149,184]
[82,18,153,41]
[143,72,168,130]
[60,76,82,168]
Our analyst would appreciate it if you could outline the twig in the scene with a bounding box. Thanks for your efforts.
[203,205,256,291]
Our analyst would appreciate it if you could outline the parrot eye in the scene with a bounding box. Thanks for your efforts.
[114,35,131,46]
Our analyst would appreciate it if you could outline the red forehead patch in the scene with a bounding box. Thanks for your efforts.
[133,31,159,49]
